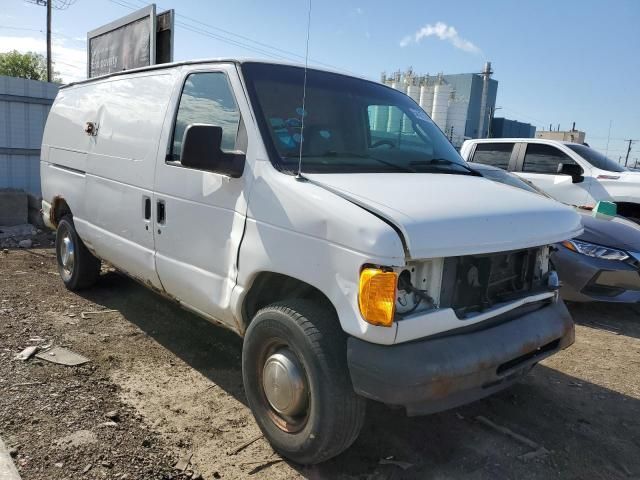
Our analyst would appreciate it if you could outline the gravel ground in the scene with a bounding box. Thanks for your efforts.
[1,244,639,479]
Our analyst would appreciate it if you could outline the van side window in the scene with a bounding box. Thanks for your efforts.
[522,144,576,174]
[170,72,240,163]
[471,143,514,170]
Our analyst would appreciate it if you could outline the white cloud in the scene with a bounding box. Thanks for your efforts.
[0,35,86,83]
[355,7,363,15]
[399,21,481,54]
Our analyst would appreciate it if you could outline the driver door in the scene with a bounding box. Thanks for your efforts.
[152,65,249,326]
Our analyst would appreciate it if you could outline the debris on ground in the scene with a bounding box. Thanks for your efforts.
[81,309,118,319]
[174,452,193,471]
[227,434,263,455]
[15,346,38,361]
[34,346,90,366]
[105,410,120,422]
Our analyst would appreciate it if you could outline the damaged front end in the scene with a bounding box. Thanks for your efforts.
[439,246,555,318]
[395,246,557,320]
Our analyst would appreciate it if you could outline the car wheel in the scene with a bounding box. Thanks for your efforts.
[55,215,101,290]
[242,300,365,464]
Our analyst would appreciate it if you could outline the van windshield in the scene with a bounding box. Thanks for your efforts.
[566,143,626,173]
[241,62,472,175]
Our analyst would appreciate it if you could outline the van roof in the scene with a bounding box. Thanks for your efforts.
[61,58,357,89]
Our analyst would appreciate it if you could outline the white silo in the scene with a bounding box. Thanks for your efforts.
[387,81,404,132]
[403,83,421,133]
[446,94,469,147]
[419,84,434,118]
[431,79,451,131]
[406,84,420,103]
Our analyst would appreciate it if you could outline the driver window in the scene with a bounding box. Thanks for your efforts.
[522,143,576,175]
[170,72,241,164]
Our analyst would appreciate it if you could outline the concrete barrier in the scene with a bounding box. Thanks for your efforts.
[0,189,28,226]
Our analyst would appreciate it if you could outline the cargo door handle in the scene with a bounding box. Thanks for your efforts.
[157,200,166,224]
[143,197,151,220]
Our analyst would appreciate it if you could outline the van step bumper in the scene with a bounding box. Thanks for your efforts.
[346,300,574,416]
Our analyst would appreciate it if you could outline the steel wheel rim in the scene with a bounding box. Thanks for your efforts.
[258,340,310,433]
[58,226,75,281]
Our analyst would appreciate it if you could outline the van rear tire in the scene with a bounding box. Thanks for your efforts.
[242,300,365,464]
[55,215,101,290]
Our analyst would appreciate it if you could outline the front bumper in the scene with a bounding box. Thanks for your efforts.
[552,246,640,302]
[347,299,574,416]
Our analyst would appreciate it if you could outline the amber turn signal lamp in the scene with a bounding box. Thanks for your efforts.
[358,268,397,327]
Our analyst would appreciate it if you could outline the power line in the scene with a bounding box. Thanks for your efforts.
[107,0,356,74]
[0,25,86,43]
[24,0,77,10]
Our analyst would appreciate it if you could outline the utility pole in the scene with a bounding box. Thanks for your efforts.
[26,0,76,82]
[624,139,637,167]
[46,0,52,82]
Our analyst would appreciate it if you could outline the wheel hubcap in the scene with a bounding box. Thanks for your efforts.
[59,230,75,279]
[262,349,308,417]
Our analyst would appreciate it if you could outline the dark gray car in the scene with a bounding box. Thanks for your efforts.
[472,163,640,303]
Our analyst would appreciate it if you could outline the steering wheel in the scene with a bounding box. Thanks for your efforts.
[371,139,396,149]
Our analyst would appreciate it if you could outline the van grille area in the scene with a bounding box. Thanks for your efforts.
[439,248,545,318]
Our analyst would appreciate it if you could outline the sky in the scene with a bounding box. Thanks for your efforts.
[1,0,639,162]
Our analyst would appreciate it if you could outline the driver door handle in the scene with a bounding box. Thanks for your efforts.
[157,200,166,225]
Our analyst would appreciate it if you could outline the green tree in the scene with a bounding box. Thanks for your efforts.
[0,50,62,83]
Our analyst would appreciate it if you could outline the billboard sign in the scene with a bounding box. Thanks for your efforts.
[87,5,174,78]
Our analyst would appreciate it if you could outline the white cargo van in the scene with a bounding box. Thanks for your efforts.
[461,138,640,220]
[41,60,582,464]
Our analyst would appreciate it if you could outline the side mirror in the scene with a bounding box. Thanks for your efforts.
[180,124,245,178]
[557,162,583,183]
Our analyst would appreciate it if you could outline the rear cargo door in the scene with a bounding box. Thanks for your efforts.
[152,64,250,327]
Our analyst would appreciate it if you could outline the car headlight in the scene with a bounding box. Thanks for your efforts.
[561,239,629,261]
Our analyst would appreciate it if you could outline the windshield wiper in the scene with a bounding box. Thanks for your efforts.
[284,151,417,173]
[411,158,480,175]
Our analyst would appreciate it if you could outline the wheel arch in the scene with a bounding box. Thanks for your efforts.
[240,271,338,335]
[50,195,72,227]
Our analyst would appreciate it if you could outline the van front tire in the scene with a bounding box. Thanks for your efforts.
[242,300,365,464]
[55,215,101,290]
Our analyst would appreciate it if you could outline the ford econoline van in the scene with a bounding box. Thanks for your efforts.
[41,59,582,464]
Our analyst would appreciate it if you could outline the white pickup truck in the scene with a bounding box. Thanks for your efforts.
[461,138,640,220]
[41,59,582,464]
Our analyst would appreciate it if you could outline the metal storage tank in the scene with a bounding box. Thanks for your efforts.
[446,95,469,147]
[419,84,434,118]
[431,80,451,131]
[387,82,403,132]
[406,85,420,103]
[403,84,421,133]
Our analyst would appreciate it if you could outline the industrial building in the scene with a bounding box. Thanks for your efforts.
[535,125,586,144]
[491,117,536,138]
[378,62,498,147]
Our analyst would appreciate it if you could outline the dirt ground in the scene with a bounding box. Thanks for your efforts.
[1,245,639,480]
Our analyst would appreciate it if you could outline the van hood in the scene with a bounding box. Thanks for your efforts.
[305,173,583,259]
